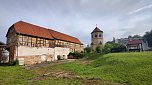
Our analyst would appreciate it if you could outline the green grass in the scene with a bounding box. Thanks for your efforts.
[0,52,152,85]
[0,65,82,85]
[0,66,35,85]
[57,52,152,85]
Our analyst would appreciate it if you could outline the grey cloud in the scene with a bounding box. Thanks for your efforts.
[0,0,152,44]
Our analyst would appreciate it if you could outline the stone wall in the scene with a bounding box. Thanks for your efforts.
[16,46,70,65]
[54,47,69,60]
[18,54,53,65]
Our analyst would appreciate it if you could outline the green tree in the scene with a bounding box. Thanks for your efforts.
[95,45,103,53]
[128,35,142,39]
[132,35,142,38]
[111,44,126,52]
[102,42,114,53]
[143,30,152,47]
[102,42,126,53]
[84,45,92,53]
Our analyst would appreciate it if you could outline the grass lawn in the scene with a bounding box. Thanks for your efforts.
[0,52,152,85]
[57,52,152,85]
[0,66,35,85]
[0,63,82,85]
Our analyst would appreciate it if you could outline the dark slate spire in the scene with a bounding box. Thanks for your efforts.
[91,25,103,34]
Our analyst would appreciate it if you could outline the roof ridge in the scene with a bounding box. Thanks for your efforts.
[16,21,49,30]
[0,41,5,45]
[48,29,78,39]
[17,21,78,39]
[91,26,103,34]
[11,21,82,44]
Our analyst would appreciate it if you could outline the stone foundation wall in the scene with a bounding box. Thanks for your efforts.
[18,54,53,65]
[16,46,70,65]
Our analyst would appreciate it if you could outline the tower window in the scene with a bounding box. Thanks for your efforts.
[92,35,93,38]
[99,34,101,37]
[95,35,97,37]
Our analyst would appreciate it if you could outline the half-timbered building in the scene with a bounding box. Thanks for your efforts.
[6,21,83,65]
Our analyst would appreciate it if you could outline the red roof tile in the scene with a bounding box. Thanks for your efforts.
[7,21,82,44]
[127,40,143,45]
[13,21,53,39]
[48,29,82,44]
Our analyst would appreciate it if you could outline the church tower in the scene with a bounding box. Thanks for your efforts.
[91,26,103,50]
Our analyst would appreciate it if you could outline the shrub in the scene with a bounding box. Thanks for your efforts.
[95,45,103,53]
[102,41,126,53]
[9,59,19,66]
[84,46,92,53]
[68,52,85,59]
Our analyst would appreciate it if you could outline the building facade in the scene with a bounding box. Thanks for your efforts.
[91,26,103,50]
[6,21,83,65]
[126,40,149,52]
[115,37,149,52]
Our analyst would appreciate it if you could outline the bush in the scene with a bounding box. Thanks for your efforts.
[84,46,92,53]
[68,52,85,59]
[102,42,126,53]
[95,45,103,53]
[9,59,19,66]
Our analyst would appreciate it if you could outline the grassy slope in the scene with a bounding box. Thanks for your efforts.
[0,52,152,85]
[57,52,152,85]
[0,66,35,85]
[0,65,81,85]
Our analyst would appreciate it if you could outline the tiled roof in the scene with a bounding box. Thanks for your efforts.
[14,21,53,39]
[126,40,143,45]
[48,29,82,44]
[91,27,103,34]
[0,41,5,45]
[8,21,82,44]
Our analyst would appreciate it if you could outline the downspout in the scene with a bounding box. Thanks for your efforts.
[17,34,19,60]
[141,43,143,51]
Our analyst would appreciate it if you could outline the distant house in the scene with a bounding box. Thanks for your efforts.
[126,40,149,52]
[0,41,9,63]
[6,21,83,65]
[115,37,143,46]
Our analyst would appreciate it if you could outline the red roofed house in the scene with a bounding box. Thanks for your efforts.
[6,21,83,65]
[126,40,149,52]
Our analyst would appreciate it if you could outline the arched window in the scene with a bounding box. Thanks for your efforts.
[99,34,102,37]
[95,34,97,37]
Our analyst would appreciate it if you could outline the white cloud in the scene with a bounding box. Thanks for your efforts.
[129,4,152,15]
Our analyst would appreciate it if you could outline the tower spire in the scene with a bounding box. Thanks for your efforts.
[96,24,97,27]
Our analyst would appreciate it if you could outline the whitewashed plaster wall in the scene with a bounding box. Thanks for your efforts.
[16,46,70,61]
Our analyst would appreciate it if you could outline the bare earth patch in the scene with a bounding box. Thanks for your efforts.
[25,59,127,85]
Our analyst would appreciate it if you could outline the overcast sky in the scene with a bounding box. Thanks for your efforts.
[0,0,152,45]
